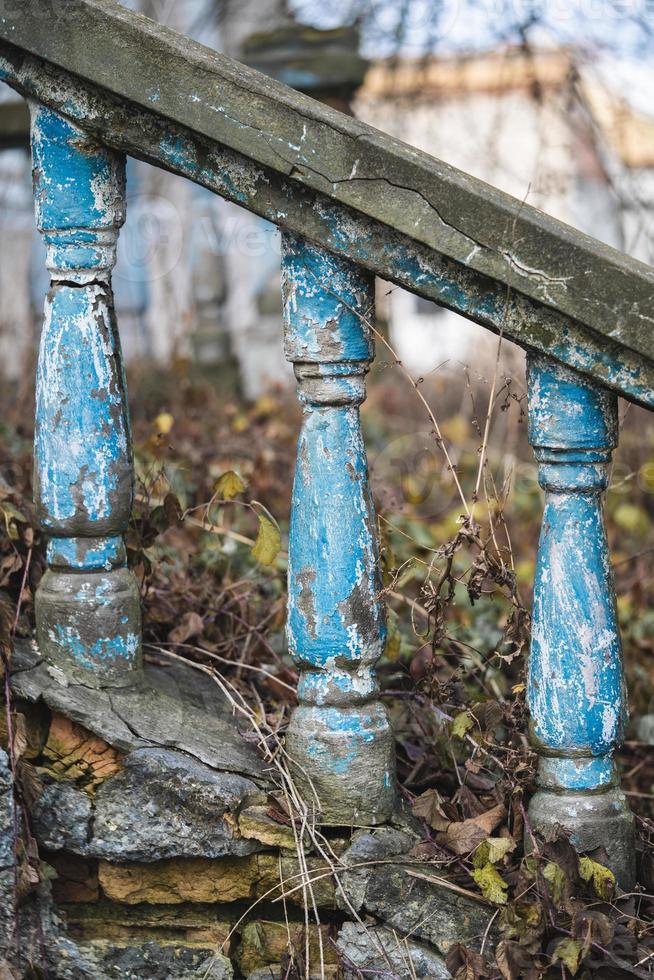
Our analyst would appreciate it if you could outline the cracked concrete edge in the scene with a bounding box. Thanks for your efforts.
[1,1,654,400]
[10,640,271,786]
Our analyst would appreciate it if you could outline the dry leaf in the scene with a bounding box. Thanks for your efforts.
[551,937,583,976]
[578,855,615,900]
[412,788,451,831]
[452,710,474,739]
[168,611,205,645]
[495,941,540,980]
[251,513,281,566]
[154,412,174,434]
[473,836,515,867]
[11,712,28,761]
[446,943,491,980]
[215,470,246,500]
[16,855,41,899]
[543,861,567,907]
[439,803,507,855]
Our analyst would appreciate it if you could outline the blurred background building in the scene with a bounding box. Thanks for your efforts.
[1,0,653,394]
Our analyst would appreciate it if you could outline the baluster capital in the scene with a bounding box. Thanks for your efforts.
[528,354,618,491]
[30,102,125,280]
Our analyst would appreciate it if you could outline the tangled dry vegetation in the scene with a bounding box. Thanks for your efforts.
[3,333,654,978]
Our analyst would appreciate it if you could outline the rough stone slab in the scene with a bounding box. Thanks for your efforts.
[0,869,14,962]
[336,921,450,979]
[0,748,13,870]
[237,804,299,851]
[235,919,338,976]
[58,898,235,944]
[32,782,93,853]
[11,641,269,781]
[2,2,654,405]
[98,851,336,909]
[33,748,265,861]
[338,828,493,956]
[49,937,235,980]
[0,749,15,959]
[12,641,275,861]
[92,748,263,860]
[11,888,235,978]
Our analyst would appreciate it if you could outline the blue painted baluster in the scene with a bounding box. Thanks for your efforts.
[30,103,141,685]
[281,232,396,825]
[526,354,634,887]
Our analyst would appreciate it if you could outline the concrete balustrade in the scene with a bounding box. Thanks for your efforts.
[4,0,648,885]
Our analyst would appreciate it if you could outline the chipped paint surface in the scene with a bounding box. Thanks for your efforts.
[30,103,125,279]
[526,355,634,884]
[46,535,125,572]
[30,104,141,683]
[282,234,373,364]
[527,354,631,834]
[35,285,131,530]
[282,233,395,824]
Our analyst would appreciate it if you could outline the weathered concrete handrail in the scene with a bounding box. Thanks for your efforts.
[2,0,654,406]
[0,0,644,888]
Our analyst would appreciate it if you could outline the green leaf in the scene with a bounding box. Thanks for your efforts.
[613,502,648,535]
[543,861,566,907]
[251,513,281,566]
[215,470,246,500]
[451,711,474,739]
[471,862,508,904]
[578,856,615,900]
[551,937,583,976]
[383,607,401,661]
[473,836,514,868]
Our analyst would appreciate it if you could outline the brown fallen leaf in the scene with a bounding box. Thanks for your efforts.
[438,803,507,856]
[446,943,491,980]
[168,611,205,645]
[496,940,542,980]
[412,787,451,831]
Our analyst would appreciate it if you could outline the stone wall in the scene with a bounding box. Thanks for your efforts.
[1,642,492,978]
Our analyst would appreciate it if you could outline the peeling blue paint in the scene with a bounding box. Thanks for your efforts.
[282,232,396,823]
[538,755,616,791]
[527,354,628,803]
[282,234,373,363]
[47,535,124,571]
[51,623,139,672]
[34,285,131,530]
[30,104,141,681]
[31,104,124,229]
[30,103,125,275]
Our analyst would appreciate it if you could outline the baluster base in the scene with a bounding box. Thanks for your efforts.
[286,703,396,825]
[528,787,635,891]
[36,567,142,688]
